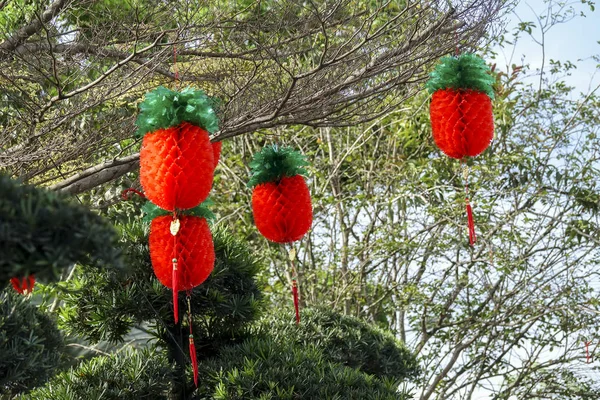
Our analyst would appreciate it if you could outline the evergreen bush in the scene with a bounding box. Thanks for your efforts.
[0,291,64,396]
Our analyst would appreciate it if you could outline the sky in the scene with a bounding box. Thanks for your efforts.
[493,0,600,94]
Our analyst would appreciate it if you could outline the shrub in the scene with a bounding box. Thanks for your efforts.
[0,291,64,395]
[24,348,174,400]
[253,307,419,380]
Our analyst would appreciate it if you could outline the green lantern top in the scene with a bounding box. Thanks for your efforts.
[425,53,495,99]
[141,199,215,223]
[247,145,309,188]
[135,86,219,137]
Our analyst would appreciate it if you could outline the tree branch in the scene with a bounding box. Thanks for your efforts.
[0,0,73,58]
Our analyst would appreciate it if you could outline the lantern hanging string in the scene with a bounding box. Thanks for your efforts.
[455,25,460,56]
[173,44,180,88]
[585,340,592,363]
[187,294,199,387]
[462,162,476,246]
[121,188,146,200]
[288,245,301,325]
[171,214,180,324]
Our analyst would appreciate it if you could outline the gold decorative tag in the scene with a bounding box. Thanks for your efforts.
[288,247,296,261]
[170,219,181,236]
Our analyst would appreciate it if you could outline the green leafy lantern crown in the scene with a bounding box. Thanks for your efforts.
[141,199,216,223]
[247,145,309,188]
[135,86,219,137]
[425,53,495,99]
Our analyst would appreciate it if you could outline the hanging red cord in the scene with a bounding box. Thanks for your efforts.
[171,216,180,324]
[121,188,146,200]
[463,164,476,246]
[187,295,198,387]
[292,280,300,324]
[585,340,592,363]
[288,246,301,325]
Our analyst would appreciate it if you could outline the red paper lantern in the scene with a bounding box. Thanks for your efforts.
[136,86,219,211]
[430,90,494,159]
[248,146,312,244]
[149,215,215,290]
[149,213,215,325]
[426,53,495,160]
[212,141,222,168]
[248,145,312,324]
[252,175,313,243]
[140,122,214,211]
[426,53,495,245]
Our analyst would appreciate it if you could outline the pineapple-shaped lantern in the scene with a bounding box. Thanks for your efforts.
[248,145,312,323]
[426,53,495,245]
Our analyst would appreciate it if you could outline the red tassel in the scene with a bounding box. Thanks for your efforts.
[292,280,300,324]
[10,275,35,294]
[189,335,198,387]
[466,200,476,246]
[172,259,179,324]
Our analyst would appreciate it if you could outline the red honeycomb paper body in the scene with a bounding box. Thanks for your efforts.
[149,215,215,290]
[251,175,312,243]
[430,89,494,159]
[212,141,222,168]
[140,122,214,211]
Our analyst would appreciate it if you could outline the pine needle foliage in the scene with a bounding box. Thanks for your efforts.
[58,223,262,347]
[252,308,419,381]
[195,338,409,400]
[135,86,219,138]
[425,53,495,99]
[0,174,122,286]
[0,291,64,396]
[247,145,309,188]
[23,348,174,400]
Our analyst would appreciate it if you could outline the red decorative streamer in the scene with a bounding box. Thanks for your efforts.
[10,275,35,294]
[292,280,300,325]
[466,200,476,246]
[189,335,198,387]
[462,165,476,246]
[187,295,198,387]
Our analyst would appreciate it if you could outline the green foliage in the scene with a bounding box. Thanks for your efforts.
[0,291,64,396]
[0,0,48,33]
[195,338,409,400]
[23,348,174,400]
[425,53,495,98]
[252,308,419,381]
[141,200,216,223]
[135,86,219,138]
[247,145,309,188]
[0,174,122,286]
[58,223,262,348]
